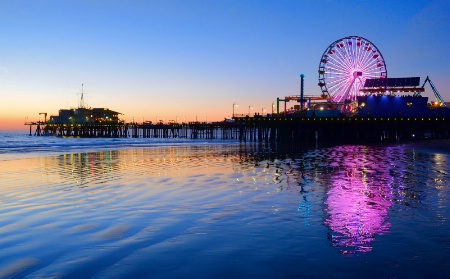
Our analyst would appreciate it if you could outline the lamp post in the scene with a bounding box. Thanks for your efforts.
[262,108,265,116]
[272,102,275,114]
[300,74,305,110]
[248,105,253,116]
[232,102,238,117]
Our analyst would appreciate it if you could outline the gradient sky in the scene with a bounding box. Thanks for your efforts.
[1,0,449,131]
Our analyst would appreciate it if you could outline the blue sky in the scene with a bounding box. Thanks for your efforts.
[1,0,449,130]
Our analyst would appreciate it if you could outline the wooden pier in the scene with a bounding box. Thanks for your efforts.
[25,115,450,144]
[232,116,450,144]
[26,121,241,140]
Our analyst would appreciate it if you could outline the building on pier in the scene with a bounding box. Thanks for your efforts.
[26,88,124,137]
[49,107,121,124]
[356,95,450,118]
[357,77,450,118]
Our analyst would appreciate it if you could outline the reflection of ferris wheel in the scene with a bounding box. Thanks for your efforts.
[318,36,387,102]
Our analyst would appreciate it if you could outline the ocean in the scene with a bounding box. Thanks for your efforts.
[0,132,449,278]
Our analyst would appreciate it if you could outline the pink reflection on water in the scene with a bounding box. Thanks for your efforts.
[324,148,394,254]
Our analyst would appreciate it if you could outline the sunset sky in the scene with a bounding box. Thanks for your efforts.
[1,0,449,131]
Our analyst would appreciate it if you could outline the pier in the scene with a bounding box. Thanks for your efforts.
[26,121,240,140]
[25,115,450,144]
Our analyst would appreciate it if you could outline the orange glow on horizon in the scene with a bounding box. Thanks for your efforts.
[0,118,29,132]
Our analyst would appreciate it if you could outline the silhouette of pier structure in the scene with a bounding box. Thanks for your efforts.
[25,115,450,144]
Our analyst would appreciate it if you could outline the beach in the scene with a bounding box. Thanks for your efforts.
[1,134,449,278]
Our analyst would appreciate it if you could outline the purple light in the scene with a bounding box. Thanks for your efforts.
[324,163,393,254]
[318,36,387,103]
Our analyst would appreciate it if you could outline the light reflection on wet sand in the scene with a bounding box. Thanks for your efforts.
[0,143,449,278]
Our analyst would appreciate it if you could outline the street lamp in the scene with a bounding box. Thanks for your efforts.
[262,108,265,116]
[248,105,253,116]
[272,102,275,114]
[233,102,238,117]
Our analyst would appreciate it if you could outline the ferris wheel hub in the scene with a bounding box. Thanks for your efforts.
[353,71,362,78]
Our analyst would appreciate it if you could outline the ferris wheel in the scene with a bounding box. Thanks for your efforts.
[318,36,387,103]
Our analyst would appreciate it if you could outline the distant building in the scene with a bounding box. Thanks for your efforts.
[49,107,121,124]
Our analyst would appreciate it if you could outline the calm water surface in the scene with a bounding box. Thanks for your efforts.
[0,135,449,278]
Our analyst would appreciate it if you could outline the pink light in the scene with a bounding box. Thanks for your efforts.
[320,37,386,102]
[324,161,393,254]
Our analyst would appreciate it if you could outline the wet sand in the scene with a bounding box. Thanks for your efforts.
[1,143,449,278]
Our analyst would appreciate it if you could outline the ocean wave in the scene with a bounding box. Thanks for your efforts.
[0,132,239,160]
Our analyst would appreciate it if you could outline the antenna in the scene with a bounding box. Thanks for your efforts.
[80,83,85,108]
[78,83,89,108]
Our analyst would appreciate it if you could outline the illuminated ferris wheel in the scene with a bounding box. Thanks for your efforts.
[318,36,387,103]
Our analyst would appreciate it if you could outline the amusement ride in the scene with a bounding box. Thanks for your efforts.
[275,35,446,115]
[318,36,388,103]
